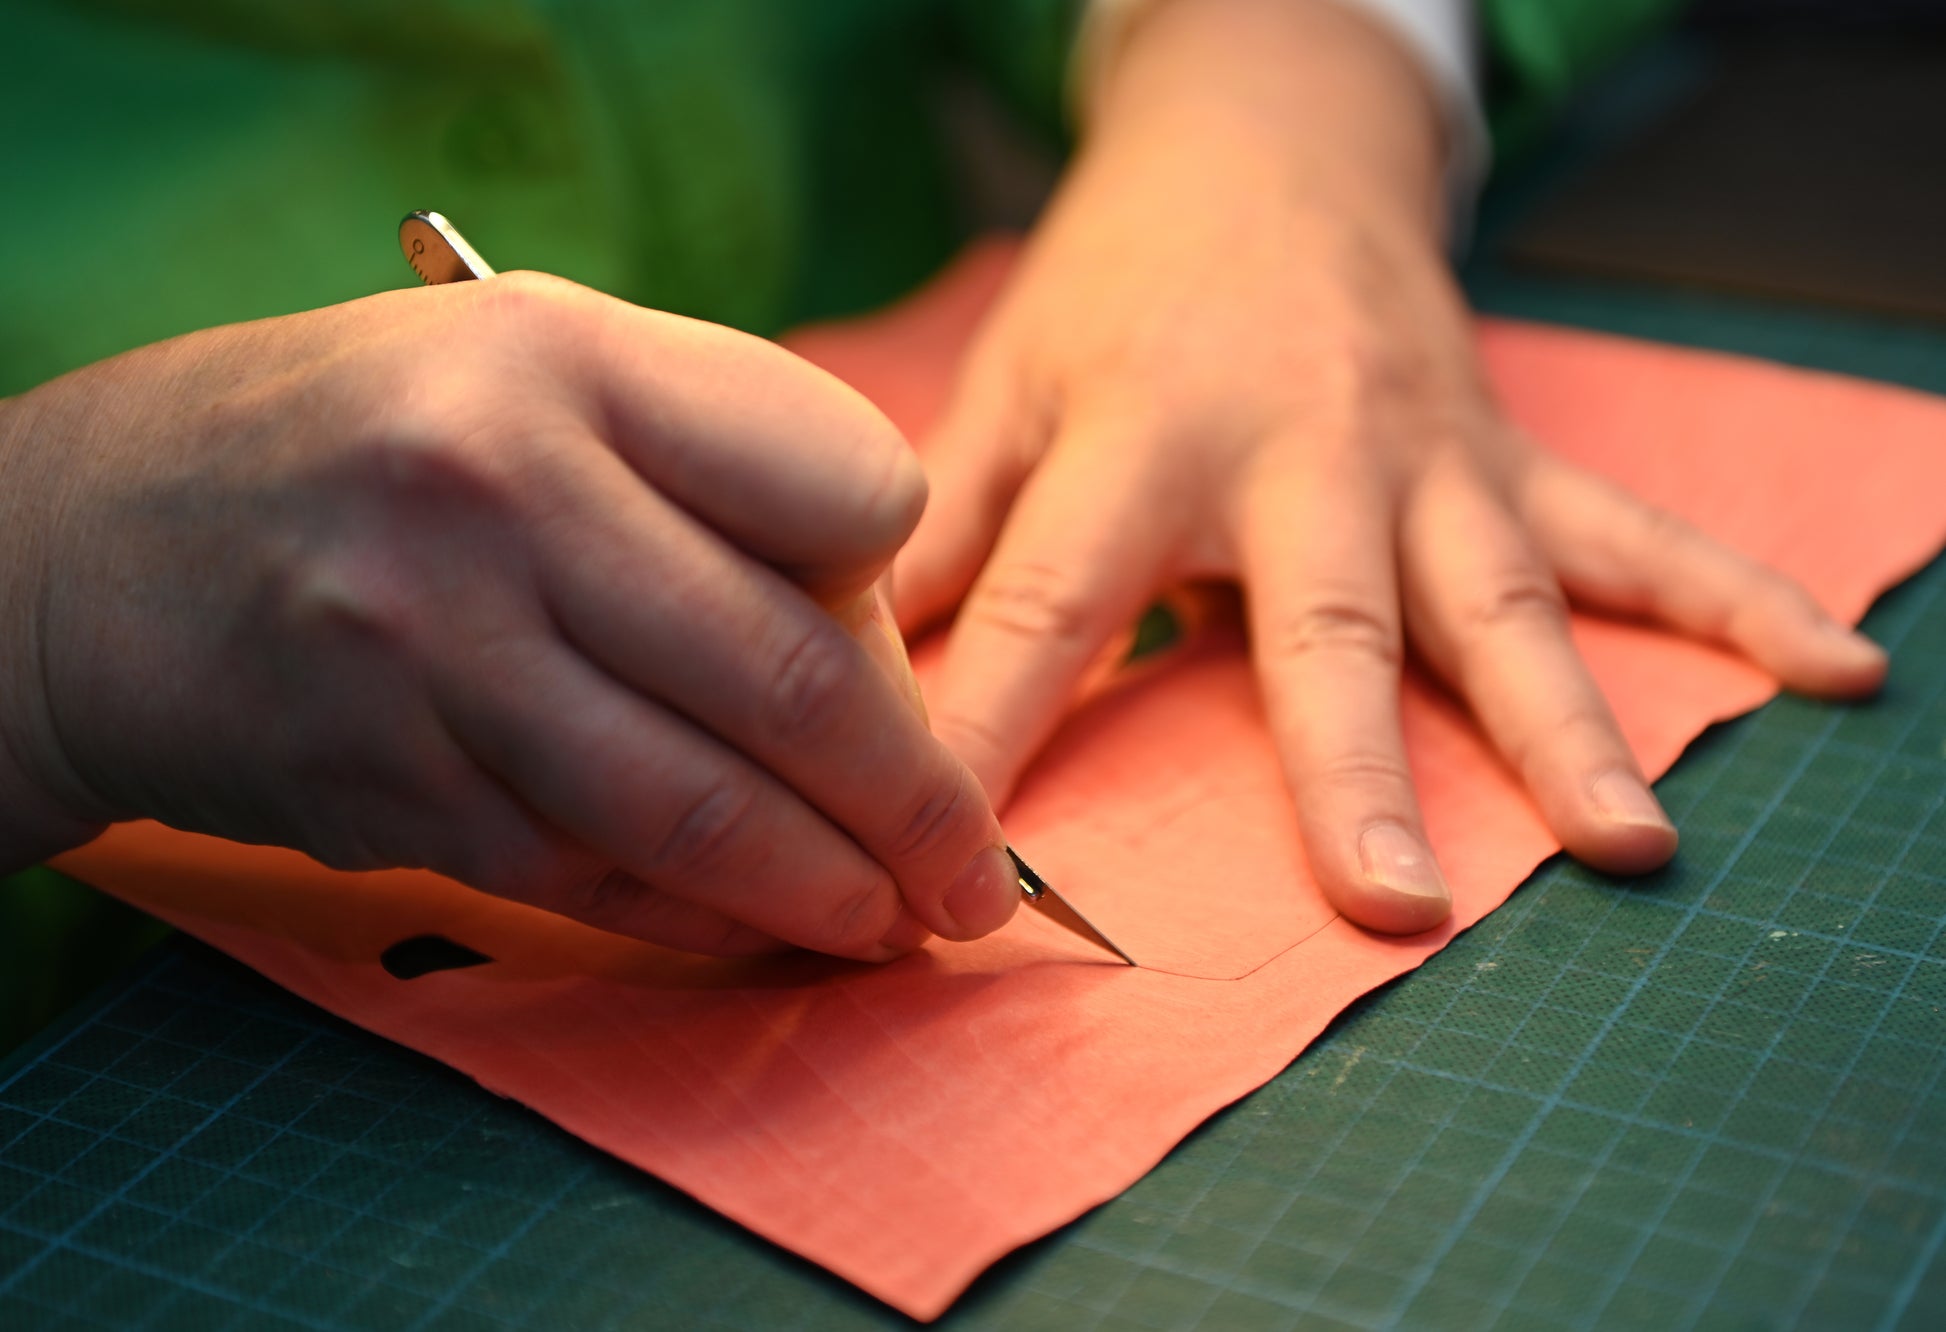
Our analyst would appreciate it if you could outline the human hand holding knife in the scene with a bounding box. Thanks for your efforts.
[399,212,1134,966]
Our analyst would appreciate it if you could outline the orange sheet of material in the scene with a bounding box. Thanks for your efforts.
[56,241,1946,1319]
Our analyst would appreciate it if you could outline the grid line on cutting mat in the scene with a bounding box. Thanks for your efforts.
[4,537,1940,1332]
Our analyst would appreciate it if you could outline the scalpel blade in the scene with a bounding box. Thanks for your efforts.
[1007,847,1136,966]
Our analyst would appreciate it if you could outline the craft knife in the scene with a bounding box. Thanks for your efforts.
[1005,847,1135,966]
[397,210,1137,967]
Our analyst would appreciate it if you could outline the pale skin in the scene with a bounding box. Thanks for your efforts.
[0,276,1021,959]
[0,0,1886,955]
[896,0,1887,933]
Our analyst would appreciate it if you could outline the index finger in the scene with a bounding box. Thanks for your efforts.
[534,280,927,603]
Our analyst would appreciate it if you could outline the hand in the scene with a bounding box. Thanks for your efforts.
[894,0,1885,933]
[0,274,1021,958]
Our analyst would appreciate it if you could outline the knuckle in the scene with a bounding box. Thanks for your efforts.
[742,334,926,549]
[1631,501,1699,551]
[638,777,761,885]
[1456,572,1568,640]
[1731,568,1822,639]
[477,269,585,324]
[1554,704,1620,751]
[764,623,862,745]
[884,765,981,865]
[275,557,415,650]
[1609,503,1702,598]
[1622,503,1703,576]
[1506,703,1617,777]
[1261,594,1402,670]
[819,874,899,953]
[362,408,506,503]
[314,401,528,550]
[965,561,1098,649]
[1313,751,1415,798]
[1774,575,1827,623]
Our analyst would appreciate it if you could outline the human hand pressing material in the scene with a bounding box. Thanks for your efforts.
[895,0,1887,934]
[0,274,1021,959]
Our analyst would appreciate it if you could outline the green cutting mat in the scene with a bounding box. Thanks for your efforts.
[3,551,1943,1332]
[7,39,1946,1331]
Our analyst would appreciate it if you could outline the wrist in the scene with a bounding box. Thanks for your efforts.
[1077,0,1450,243]
[0,392,110,872]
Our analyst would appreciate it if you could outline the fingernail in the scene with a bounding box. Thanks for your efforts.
[877,907,933,955]
[1358,824,1449,901]
[943,845,1018,938]
[1591,771,1675,831]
